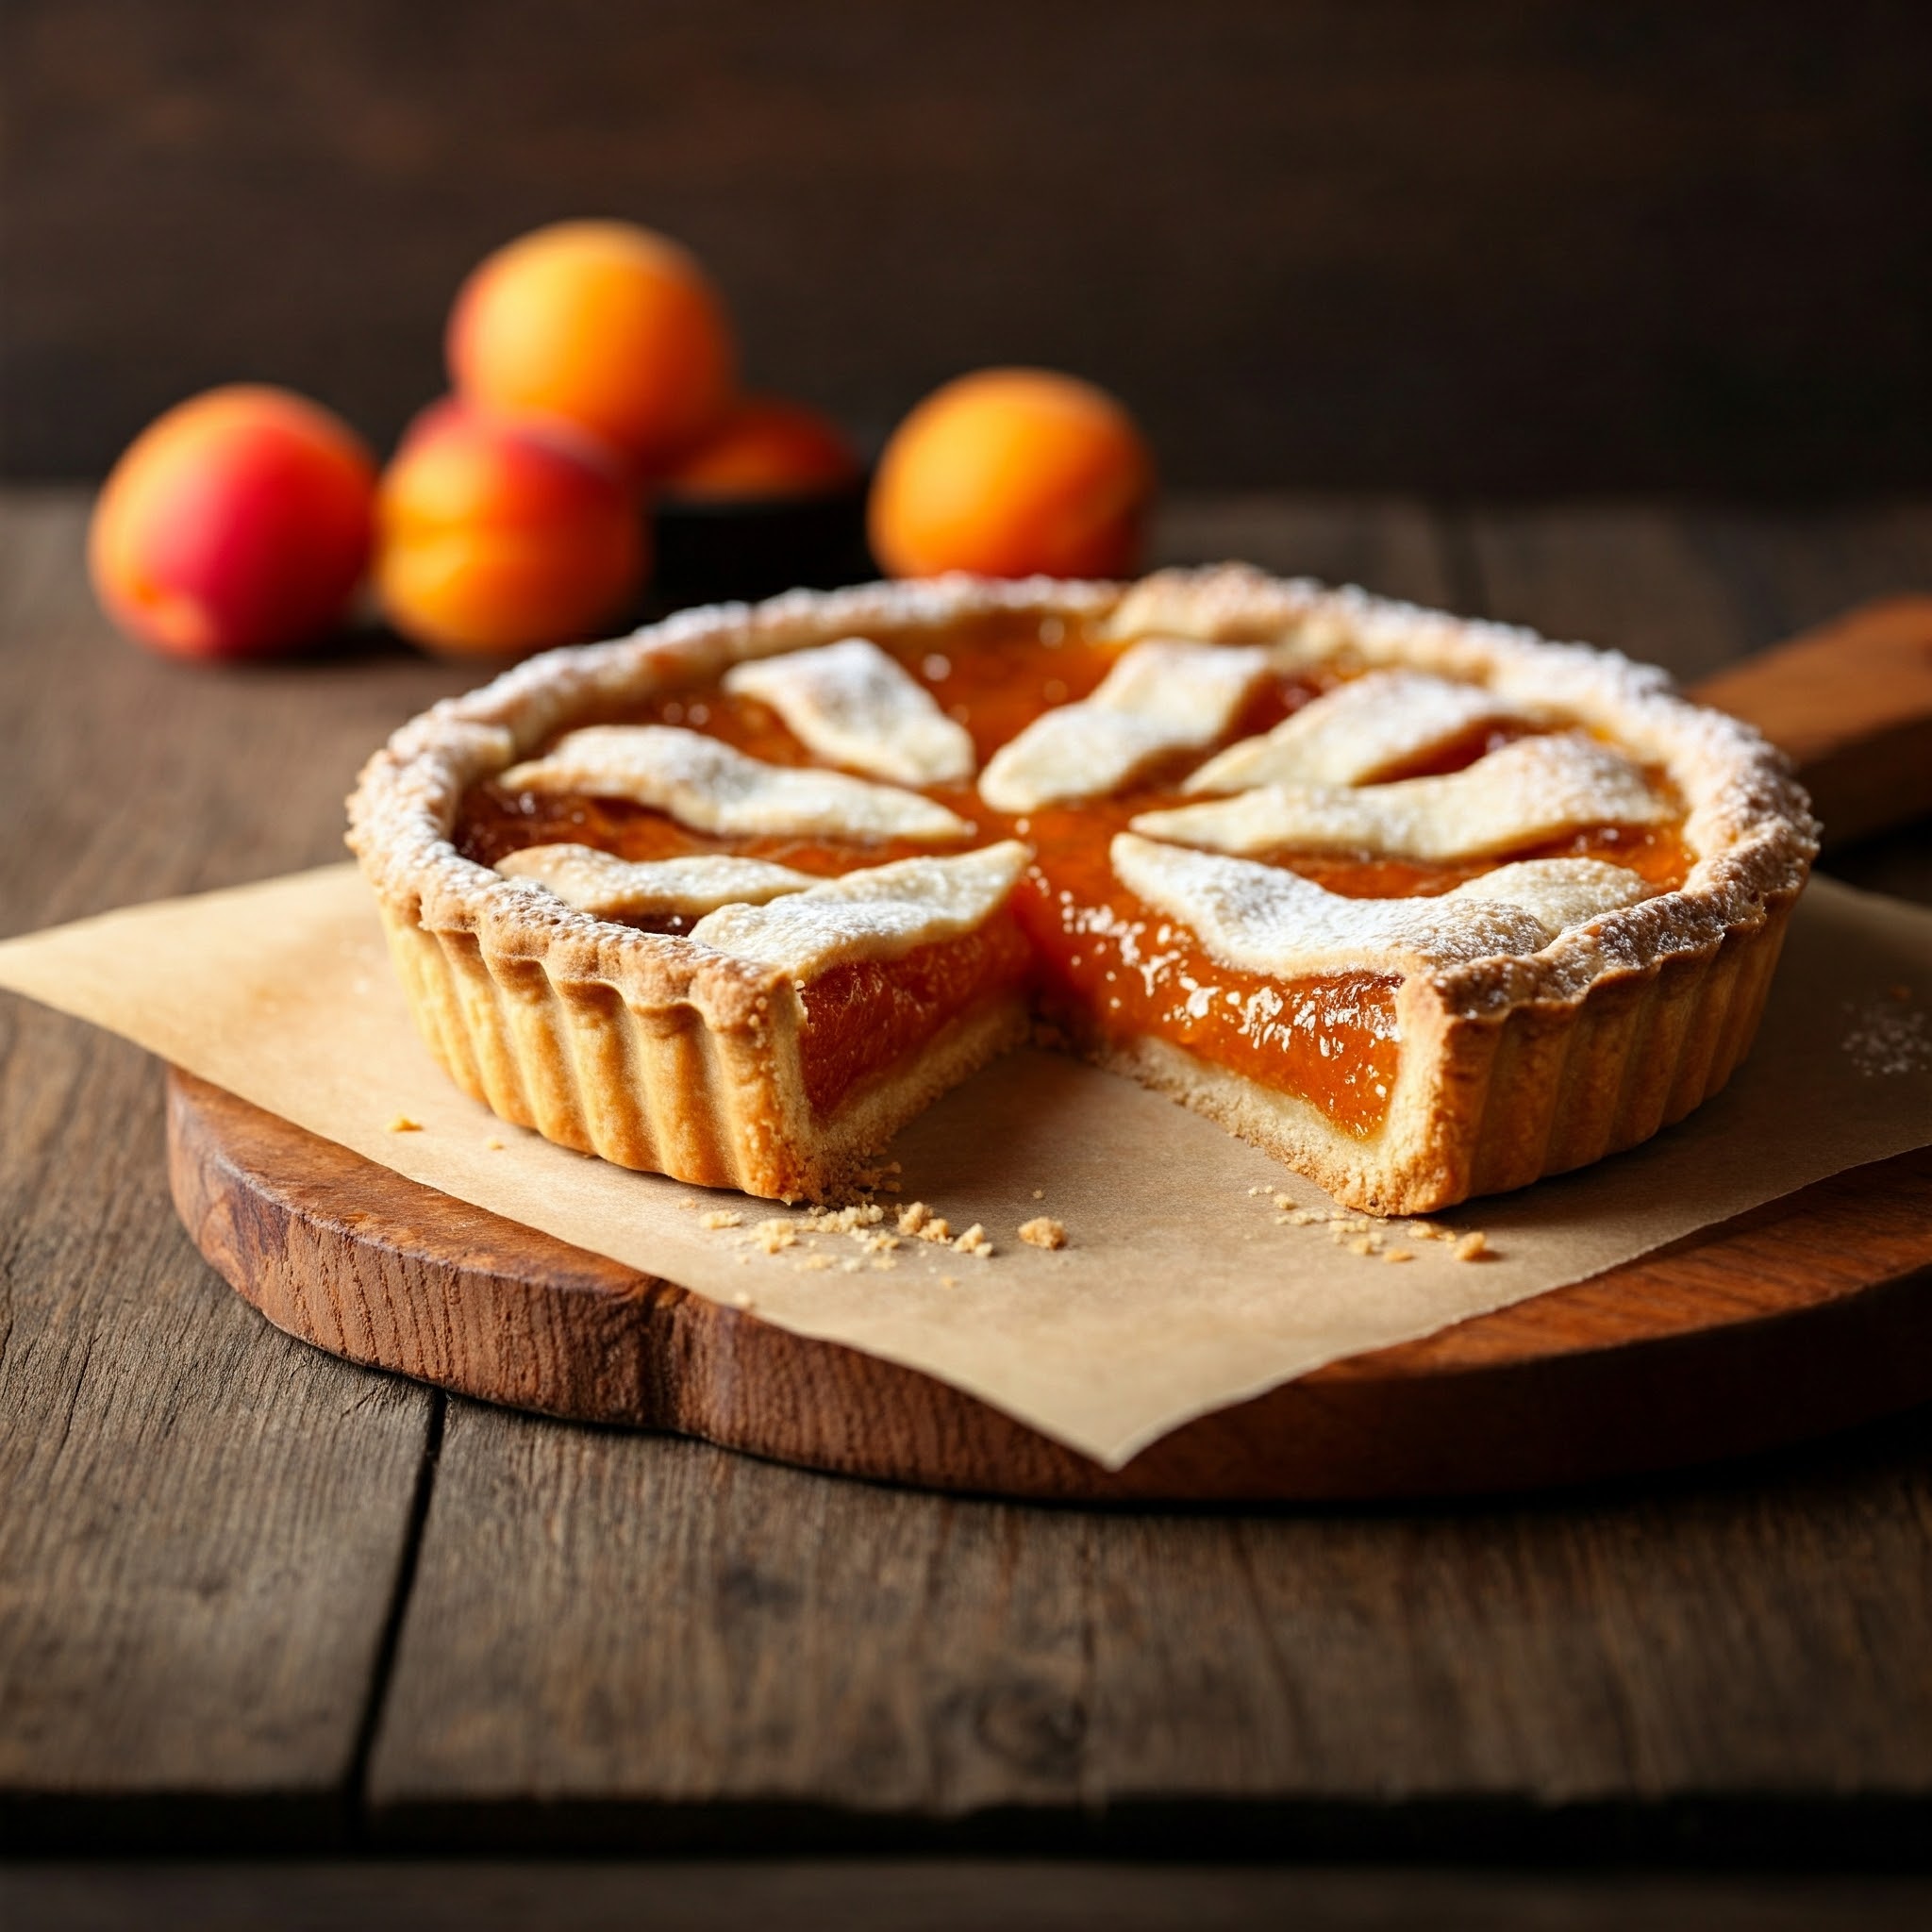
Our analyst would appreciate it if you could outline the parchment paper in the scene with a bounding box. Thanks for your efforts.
[2,866,1928,1468]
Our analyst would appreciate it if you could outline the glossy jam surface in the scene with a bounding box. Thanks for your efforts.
[455,615,1690,1129]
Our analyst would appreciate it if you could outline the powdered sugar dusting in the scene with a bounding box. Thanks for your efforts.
[978,639,1271,812]
[1185,669,1528,794]
[724,636,976,786]
[1134,732,1670,863]
[690,841,1031,980]
[495,845,816,919]
[499,724,974,844]
[1112,834,1652,978]
[1840,991,1930,1077]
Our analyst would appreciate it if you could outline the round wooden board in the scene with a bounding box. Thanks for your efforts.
[165,1069,1932,1502]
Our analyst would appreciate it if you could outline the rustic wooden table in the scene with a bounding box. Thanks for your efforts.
[4,489,1931,1917]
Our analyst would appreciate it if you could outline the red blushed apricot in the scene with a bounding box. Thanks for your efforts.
[375,399,647,658]
[661,394,863,501]
[89,386,375,660]
[449,221,736,475]
[868,368,1155,580]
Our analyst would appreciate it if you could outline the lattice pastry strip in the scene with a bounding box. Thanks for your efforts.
[1133,733,1670,862]
[978,639,1272,812]
[724,637,977,787]
[1111,833,1654,979]
[690,841,1031,980]
[1184,669,1527,795]
[495,844,817,918]
[499,724,975,844]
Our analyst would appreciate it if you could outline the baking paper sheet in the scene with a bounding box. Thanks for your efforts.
[2,867,1928,1467]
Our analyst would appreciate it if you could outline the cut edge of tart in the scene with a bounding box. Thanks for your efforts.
[346,565,1818,1212]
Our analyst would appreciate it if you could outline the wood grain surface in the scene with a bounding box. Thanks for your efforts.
[4,490,1932,1862]
[11,1860,1932,1931]
[8,3,1931,495]
[166,1074,1932,1503]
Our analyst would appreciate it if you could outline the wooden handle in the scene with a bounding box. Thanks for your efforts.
[1690,596,1932,849]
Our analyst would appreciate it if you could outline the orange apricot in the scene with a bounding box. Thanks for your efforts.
[661,394,863,502]
[867,368,1155,580]
[89,385,375,660]
[375,399,646,658]
[448,220,736,475]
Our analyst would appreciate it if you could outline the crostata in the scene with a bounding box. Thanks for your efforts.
[348,566,1817,1214]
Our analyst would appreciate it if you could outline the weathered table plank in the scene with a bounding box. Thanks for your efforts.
[0,492,461,1843]
[8,1859,1932,1930]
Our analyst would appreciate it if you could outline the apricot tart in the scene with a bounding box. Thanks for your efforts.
[347,566,1817,1214]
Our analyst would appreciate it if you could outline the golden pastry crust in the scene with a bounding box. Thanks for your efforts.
[347,565,1817,1210]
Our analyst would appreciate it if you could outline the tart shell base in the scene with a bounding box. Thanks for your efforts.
[381,902,1030,1200]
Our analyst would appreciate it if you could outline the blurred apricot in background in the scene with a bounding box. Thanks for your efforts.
[375,399,646,658]
[448,221,737,475]
[88,386,375,661]
[868,368,1154,580]
[662,394,863,502]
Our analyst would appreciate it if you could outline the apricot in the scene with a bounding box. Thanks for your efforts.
[448,221,736,475]
[661,394,862,501]
[375,399,646,658]
[89,385,375,660]
[868,369,1154,580]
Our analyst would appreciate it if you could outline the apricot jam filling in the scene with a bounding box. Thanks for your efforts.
[795,916,1033,1117]
[454,614,1688,1133]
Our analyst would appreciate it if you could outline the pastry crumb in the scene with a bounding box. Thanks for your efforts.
[918,1217,954,1244]
[732,1290,756,1308]
[1454,1231,1490,1262]
[752,1218,797,1254]
[1018,1216,1066,1251]
[897,1201,932,1235]
[799,1253,834,1272]
[870,1257,898,1272]
[1384,1248,1414,1264]
[953,1224,993,1257]
[699,1209,743,1230]
[1031,1188,1045,1200]
[385,1114,423,1133]
[1347,1235,1378,1257]
[484,1136,505,1151]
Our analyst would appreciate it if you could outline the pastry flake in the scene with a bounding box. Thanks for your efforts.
[496,843,816,918]
[1184,669,1527,793]
[690,840,1032,980]
[1132,732,1670,862]
[978,638,1271,811]
[724,636,977,786]
[1111,834,1653,979]
[500,724,974,844]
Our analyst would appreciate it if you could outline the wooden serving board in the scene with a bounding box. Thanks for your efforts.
[168,1072,1932,1500]
[167,600,1932,1501]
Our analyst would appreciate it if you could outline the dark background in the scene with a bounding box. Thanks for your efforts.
[4,0,1929,492]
